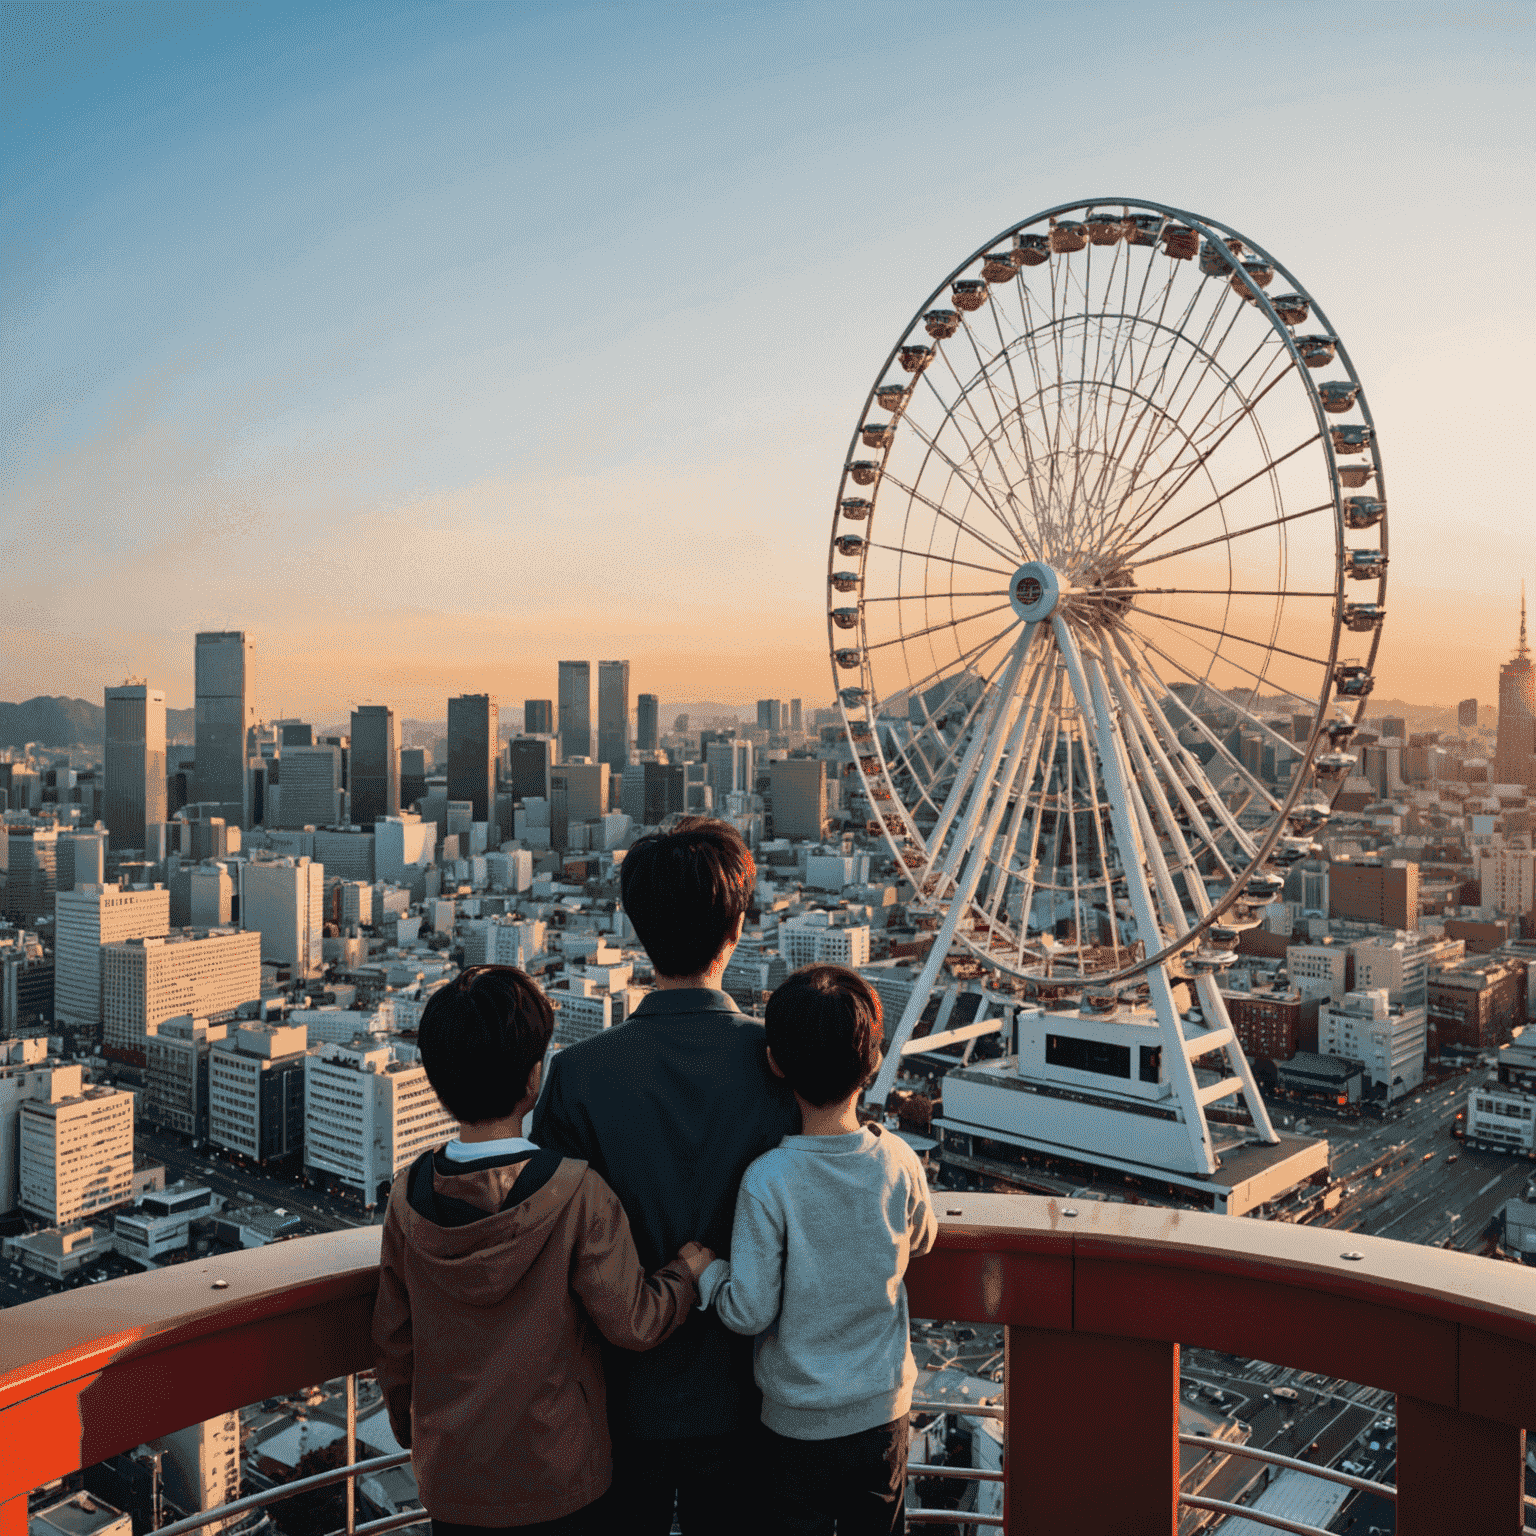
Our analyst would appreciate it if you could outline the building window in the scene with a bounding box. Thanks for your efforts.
[1046,1034,1131,1080]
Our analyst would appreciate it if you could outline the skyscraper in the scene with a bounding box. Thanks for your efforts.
[1494,586,1536,788]
[104,683,167,851]
[273,745,342,828]
[350,705,399,826]
[636,693,659,752]
[757,699,784,734]
[558,662,591,763]
[525,700,554,735]
[447,694,498,823]
[597,660,630,773]
[194,632,253,828]
[790,698,803,734]
[1458,698,1478,729]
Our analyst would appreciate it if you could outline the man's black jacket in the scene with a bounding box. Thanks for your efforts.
[530,987,799,1439]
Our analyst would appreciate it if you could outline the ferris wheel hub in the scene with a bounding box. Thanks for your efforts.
[1009,561,1064,622]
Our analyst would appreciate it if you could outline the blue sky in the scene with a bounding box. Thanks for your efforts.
[4,0,1533,716]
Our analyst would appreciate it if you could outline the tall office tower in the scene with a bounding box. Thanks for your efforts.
[399,748,427,809]
[620,761,683,826]
[706,738,754,798]
[2,823,59,925]
[1458,698,1478,729]
[757,699,784,734]
[1495,587,1536,787]
[1380,716,1407,741]
[194,632,254,828]
[104,683,167,851]
[447,694,498,823]
[350,706,399,826]
[636,693,660,752]
[506,736,554,801]
[789,699,803,734]
[57,830,106,892]
[1476,847,1536,921]
[556,763,609,823]
[597,661,631,773]
[101,931,262,1063]
[525,700,554,736]
[274,721,312,747]
[54,884,171,1033]
[20,1078,135,1224]
[209,1023,309,1165]
[274,745,342,828]
[769,759,827,839]
[241,857,325,977]
[558,661,591,762]
[304,1039,459,1203]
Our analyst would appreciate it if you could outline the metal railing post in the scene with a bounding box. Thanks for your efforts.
[1005,1326,1180,1534]
[345,1372,357,1536]
[1397,1396,1526,1535]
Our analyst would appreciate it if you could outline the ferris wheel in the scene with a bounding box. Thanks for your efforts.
[829,198,1388,1125]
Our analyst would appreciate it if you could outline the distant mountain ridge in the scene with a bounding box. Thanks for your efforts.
[0,696,195,749]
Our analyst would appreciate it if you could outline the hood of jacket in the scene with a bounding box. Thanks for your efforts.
[391,1147,589,1308]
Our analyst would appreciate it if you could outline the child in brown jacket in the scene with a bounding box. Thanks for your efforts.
[372,966,713,1535]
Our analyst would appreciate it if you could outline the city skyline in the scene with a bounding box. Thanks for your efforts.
[4,3,1533,716]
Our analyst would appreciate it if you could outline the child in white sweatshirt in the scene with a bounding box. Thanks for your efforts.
[698,964,937,1535]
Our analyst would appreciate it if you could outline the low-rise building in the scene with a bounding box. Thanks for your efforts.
[20,1079,135,1225]
[1428,955,1527,1055]
[113,1181,217,1263]
[143,1016,230,1142]
[1221,985,1311,1063]
[29,1491,131,1536]
[208,1024,310,1165]
[304,1039,458,1204]
[779,912,872,970]
[1317,988,1426,1101]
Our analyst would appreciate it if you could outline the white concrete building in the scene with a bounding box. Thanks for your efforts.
[1318,988,1426,1101]
[1467,1082,1536,1154]
[154,1415,242,1536]
[102,929,261,1061]
[1,1038,65,1213]
[1285,943,1349,1006]
[1477,846,1536,921]
[338,880,373,928]
[209,1023,310,1163]
[20,1080,135,1225]
[1351,932,1463,1013]
[779,912,872,970]
[188,865,234,927]
[53,883,170,1031]
[551,987,613,1046]
[461,917,545,968]
[242,856,325,977]
[304,1040,458,1203]
[3,1222,112,1281]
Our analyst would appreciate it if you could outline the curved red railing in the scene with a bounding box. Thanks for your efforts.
[2,1196,1532,1534]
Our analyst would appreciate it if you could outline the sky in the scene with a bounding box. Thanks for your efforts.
[3,0,1533,720]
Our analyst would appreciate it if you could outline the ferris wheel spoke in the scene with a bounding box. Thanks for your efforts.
[1124,499,1337,573]
[1119,631,1283,817]
[1107,369,1307,562]
[1137,605,1326,683]
[1102,289,1253,519]
[866,542,1012,578]
[878,469,1022,567]
[911,364,1031,538]
[862,588,1006,604]
[863,601,1015,656]
[1114,585,1334,598]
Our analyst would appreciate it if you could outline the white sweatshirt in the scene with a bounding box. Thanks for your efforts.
[698,1123,937,1440]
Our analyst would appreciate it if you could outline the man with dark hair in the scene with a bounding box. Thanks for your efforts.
[373,966,713,1535]
[701,965,936,1536]
[532,819,799,1534]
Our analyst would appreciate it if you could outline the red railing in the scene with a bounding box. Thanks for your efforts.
[2,1195,1532,1534]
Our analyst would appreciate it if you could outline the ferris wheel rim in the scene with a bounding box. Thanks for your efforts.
[828,197,1387,986]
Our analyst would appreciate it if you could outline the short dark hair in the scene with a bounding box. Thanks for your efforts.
[764,965,883,1108]
[417,965,554,1125]
[620,817,756,979]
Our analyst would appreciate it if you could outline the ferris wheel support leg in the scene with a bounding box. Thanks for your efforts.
[866,625,1040,1108]
[1052,616,1217,1177]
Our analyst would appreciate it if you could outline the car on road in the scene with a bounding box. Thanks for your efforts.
[1446,1154,1459,1164]
[1421,1152,1435,1162]
[1272,1386,1299,1401]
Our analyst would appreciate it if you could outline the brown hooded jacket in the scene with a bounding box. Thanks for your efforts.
[372,1145,697,1526]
